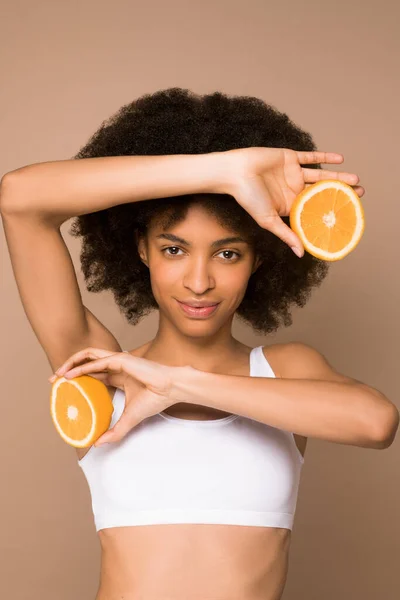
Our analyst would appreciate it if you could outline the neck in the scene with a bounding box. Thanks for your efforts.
[142,312,246,372]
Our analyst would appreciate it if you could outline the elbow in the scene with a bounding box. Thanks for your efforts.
[0,171,25,215]
[368,401,399,449]
[0,172,14,211]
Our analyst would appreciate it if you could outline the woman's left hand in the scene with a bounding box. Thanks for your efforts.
[220,147,364,256]
[50,348,176,446]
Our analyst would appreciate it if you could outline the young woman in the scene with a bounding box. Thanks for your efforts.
[1,88,397,600]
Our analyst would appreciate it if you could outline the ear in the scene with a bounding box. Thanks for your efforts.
[136,232,149,267]
[251,254,263,275]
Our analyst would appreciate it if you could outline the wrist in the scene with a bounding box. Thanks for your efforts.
[197,151,238,196]
[169,365,205,406]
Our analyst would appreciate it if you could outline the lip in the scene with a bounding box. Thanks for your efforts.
[176,299,220,318]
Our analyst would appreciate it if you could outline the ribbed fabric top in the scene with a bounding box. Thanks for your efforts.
[78,346,304,532]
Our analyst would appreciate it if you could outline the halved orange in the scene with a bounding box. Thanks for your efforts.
[290,180,365,261]
[50,375,113,448]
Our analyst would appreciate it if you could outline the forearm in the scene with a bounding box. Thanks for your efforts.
[0,152,231,225]
[172,367,396,448]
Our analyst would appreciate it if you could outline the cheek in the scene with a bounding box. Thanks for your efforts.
[148,260,181,294]
[218,264,252,290]
[221,265,253,307]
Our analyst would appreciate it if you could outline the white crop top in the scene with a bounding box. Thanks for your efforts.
[78,345,304,532]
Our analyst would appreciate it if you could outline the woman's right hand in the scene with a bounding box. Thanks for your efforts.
[219,147,365,257]
[50,347,177,445]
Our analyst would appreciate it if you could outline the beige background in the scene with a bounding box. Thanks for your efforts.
[1,1,399,599]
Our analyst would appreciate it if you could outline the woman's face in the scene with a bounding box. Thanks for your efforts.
[137,203,261,336]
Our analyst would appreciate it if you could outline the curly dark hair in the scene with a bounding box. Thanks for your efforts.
[68,87,329,334]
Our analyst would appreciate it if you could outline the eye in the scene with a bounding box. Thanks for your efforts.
[217,250,241,261]
[161,247,241,261]
[162,246,184,257]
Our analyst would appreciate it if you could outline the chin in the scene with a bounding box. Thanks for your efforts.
[178,320,220,336]
[167,312,224,338]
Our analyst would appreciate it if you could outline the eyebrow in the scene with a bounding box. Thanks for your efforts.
[155,233,248,248]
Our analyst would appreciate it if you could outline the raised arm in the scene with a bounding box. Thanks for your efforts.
[0,152,228,373]
[1,152,229,226]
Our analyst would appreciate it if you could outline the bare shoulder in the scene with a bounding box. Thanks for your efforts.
[263,341,359,385]
[260,342,369,459]
[258,343,308,458]
[260,341,357,461]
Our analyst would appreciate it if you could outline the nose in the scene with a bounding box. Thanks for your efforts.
[183,257,215,295]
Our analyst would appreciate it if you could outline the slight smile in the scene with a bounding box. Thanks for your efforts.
[175,299,220,318]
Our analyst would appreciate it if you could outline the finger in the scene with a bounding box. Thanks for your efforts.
[54,347,121,378]
[258,213,304,258]
[296,151,344,165]
[63,355,124,379]
[87,373,111,384]
[254,175,304,257]
[49,369,108,384]
[90,372,123,389]
[353,186,365,197]
[95,412,135,446]
[303,181,365,197]
[302,168,359,186]
[54,347,101,377]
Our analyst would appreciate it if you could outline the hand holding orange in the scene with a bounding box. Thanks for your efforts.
[49,347,174,448]
[224,147,365,258]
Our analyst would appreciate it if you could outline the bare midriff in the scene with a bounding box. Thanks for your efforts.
[96,524,292,600]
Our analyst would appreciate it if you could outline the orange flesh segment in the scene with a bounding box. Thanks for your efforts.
[300,188,357,253]
[55,382,93,441]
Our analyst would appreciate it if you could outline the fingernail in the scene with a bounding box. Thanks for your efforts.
[291,246,303,258]
[49,375,57,382]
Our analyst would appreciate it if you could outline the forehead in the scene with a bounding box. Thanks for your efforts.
[149,203,241,236]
